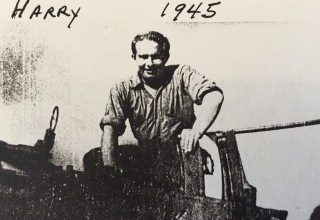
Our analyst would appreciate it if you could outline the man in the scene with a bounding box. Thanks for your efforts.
[99,31,223,218]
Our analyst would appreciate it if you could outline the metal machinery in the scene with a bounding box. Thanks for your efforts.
[3,106,318,219]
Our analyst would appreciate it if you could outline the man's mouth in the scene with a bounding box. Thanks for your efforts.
[145,69,155,74]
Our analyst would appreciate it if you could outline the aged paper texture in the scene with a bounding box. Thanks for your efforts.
[0,0,320,219]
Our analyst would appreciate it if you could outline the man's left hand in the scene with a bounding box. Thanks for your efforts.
[178,128,202,153]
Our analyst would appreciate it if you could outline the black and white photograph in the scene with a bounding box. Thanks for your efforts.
[0,0,320,219]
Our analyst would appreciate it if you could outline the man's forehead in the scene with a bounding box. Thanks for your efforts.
[136,40,161,54]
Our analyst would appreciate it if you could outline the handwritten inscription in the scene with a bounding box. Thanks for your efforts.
[161,2,221,21]
[11,0,81,28]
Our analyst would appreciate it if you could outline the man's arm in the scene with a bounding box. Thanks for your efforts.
[100,82,128,167]
[180,90,224,152]
[101,125,118,167]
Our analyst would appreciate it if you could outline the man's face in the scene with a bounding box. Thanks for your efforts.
[134,40,168,84]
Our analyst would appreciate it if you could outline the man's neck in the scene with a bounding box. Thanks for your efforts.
[139,65,175,90]
[144,84,158,97]
[140,73,166,90]
[142,79,163,90]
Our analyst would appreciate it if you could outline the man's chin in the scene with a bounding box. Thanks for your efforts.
[144,71,156,76]
[139,70,162,84]
[143,76,160,86]
[142,72,157,80]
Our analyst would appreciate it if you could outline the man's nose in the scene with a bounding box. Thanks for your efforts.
[146,57,154,66]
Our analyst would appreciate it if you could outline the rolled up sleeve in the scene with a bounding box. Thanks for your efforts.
[181,65,221,105]
[100,83,127,135]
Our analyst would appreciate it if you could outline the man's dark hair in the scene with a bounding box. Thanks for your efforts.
[131,31,170,59]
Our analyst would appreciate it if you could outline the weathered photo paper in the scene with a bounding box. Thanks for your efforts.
[0,0,319,219]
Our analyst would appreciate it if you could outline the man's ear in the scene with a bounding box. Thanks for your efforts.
[163,53,170,64]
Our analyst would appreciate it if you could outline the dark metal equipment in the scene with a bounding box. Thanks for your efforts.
[2,107,320,219]
[177,131,288,219]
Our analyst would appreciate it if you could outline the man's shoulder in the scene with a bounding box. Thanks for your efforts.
[110,64,196,89]
[167,64,198,78]
[166,64,191,71]
[168,64,197,72]
[111,74,140,90]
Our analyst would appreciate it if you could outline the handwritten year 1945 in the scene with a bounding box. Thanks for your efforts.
[161,2,221,21]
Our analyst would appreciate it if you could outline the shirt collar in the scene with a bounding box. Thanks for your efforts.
[129,73,143,89]
[129,66,177,89]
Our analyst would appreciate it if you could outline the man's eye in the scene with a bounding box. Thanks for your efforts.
[139,55,149,59]
[152,54,161,60]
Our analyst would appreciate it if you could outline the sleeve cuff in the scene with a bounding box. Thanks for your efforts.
[99,115,126,135]
[195,85,222,105]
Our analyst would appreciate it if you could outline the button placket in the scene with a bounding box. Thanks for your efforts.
[154,86,165,137]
